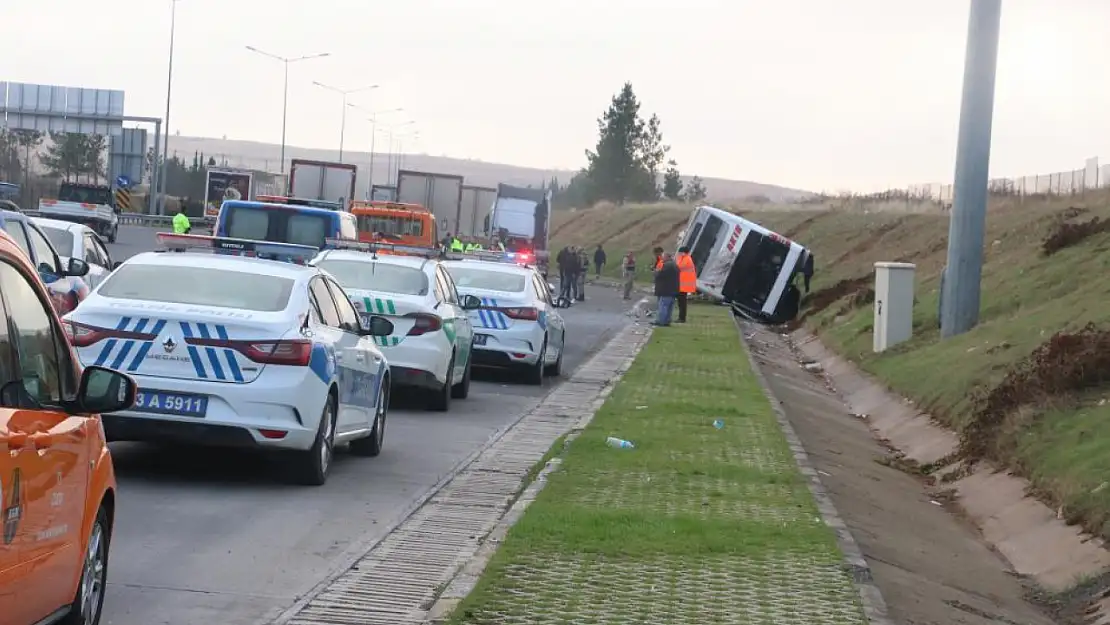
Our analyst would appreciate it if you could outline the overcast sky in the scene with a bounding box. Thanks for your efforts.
[3,0,1107,192]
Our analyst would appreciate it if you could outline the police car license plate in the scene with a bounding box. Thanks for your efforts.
[134,390,208,417]
[473,334,490,346]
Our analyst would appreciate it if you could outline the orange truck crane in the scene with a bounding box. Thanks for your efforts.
[350,200,439,250]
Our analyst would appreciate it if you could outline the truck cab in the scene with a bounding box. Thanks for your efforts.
[350,200,438,249]
[37,182,120,243]
[489,184,552,277]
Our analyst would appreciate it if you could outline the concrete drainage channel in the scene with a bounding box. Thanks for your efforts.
[275,304,653,625]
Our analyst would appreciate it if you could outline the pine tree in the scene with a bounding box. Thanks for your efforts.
[583,82,671,206]
[661,160,684,200]
[684,176,708,202]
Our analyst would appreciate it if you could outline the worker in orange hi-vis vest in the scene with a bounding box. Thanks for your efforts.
[675,246,697,323]
[652,246,665,272]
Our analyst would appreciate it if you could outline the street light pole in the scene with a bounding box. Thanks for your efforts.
[940,0,1003,338]
[313,82,377,162]
[245,47,330,175]
[351,105,403,198]
[158,0,181,215]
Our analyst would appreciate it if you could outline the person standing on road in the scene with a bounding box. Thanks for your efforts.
[621,250,637,300]
[172,207,191,235]
[576,247,589,301]
[653,252,679,327]
[557,246,575,303]
[675,246,697,323]
[593,244,607,277]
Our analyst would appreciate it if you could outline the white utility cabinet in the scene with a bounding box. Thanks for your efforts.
[873,262,916,353]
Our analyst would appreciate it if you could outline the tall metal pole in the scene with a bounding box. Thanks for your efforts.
[159,0,179,215]
[368,120,376,198]
[280,61,289,175]
[246,48,330,177]
[339,93,347,161]
[941,0,1003,338]
[313,82,376,163]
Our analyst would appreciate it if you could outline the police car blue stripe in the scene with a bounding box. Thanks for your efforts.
[178,322,208,379]
[215,325,244,382]
[110,340,135,370]
[93,316,134,366]
[127,319,166,372]
[489,299,507,330]
[194,323,227,380]
[477,298,491,329]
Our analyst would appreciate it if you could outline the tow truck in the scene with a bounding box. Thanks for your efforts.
[35,182,120,242]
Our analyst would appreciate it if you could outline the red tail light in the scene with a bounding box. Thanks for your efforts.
[64,321,157,347]
[405,312,443,336]
[502,307,539,321]
[187,338,312,366]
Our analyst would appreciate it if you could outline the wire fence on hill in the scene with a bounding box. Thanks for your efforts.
[804,157,1110,208]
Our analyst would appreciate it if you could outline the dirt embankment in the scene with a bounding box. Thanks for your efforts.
[554,191,1110,551]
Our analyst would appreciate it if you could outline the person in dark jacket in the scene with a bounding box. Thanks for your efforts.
[593,244,607,277]
[556,246,575,302]
[652,253,680,326]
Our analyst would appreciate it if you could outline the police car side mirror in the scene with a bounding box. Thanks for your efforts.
[362,315,394,337]
[461,294,482,310]
[77,365,137,414]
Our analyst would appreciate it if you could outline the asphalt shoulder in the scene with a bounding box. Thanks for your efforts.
[743,323,1056,625]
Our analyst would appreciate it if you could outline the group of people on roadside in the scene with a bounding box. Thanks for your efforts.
[555,245,592,303]
[442,233,507,253]
[650,245,696,327]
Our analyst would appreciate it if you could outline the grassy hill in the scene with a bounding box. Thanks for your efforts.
[552,192,1110,550]
[165,135,813,203]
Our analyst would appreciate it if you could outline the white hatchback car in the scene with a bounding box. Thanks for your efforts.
[313,243,481,411]
[442,254,567,384]
[62,233,395,485]
[33,216,119,289]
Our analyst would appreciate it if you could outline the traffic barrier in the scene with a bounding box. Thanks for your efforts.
[114,188,132,211]
[21,210,215,229]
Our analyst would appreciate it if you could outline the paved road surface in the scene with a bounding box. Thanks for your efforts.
[99,226,634,625]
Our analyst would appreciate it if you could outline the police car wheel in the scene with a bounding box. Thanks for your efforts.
[291,396,337,485]
[428,355,454,412]
[451,351,472,399]
[59,504,109,625]
[544,339,563,377]
[526,342,546,386]
[351,382,388,457]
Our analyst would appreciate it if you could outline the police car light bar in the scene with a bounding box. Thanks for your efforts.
[324,238,444,259]
[444,249,533,267]
[156,233,320,264]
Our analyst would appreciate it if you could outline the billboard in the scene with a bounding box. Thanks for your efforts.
[204,169,254,218]
[0,82,124,134]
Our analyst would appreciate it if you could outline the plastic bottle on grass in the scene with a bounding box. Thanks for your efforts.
[607,436,634,449]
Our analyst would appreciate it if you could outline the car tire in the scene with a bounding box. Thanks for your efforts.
[291,394,337,485]
[451,349,472,399]
[59,504,110,625]
[526,340,546,386]
[544,337,563,377]
[108,226,117,243]
[428,355,454,412]
[351,382,387,457]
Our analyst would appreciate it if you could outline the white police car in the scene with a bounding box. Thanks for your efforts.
[312,241,481,411]
[442,252,566,384]
[62,233,394,485]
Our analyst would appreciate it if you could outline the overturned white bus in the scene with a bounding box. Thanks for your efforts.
[677,205,814,324]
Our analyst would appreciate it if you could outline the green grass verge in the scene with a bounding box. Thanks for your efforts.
[445,305,865,625]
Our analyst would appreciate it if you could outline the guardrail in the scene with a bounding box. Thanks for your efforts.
[118,213,216,228]
[21,210,215,229]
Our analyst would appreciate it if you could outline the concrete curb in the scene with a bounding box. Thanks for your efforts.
[423,302,654,623]
[732,316,894,625]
